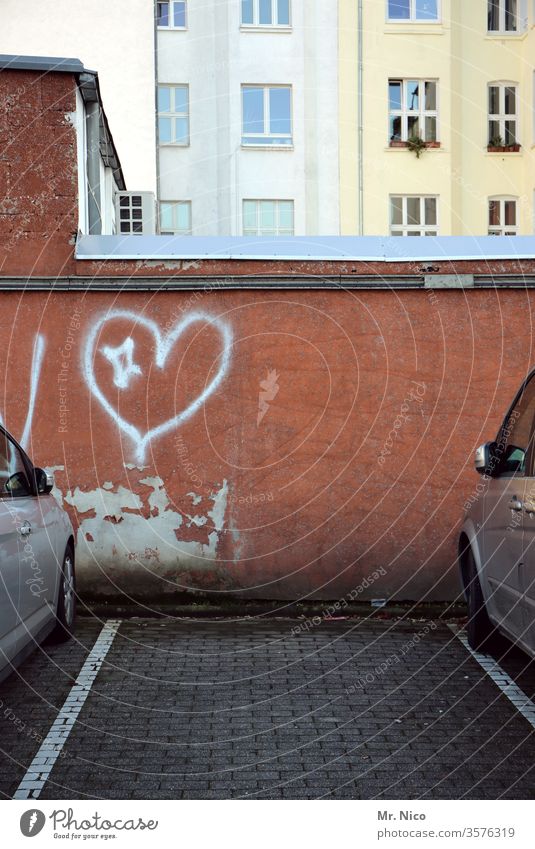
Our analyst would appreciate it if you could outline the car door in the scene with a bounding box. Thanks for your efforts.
[0,496,22,672]
[0,431,58,645]
[481,375,535,642]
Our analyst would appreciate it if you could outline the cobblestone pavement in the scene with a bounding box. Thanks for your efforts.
[0,617,534,800]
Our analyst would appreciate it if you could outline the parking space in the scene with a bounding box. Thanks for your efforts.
[1,616,534,800]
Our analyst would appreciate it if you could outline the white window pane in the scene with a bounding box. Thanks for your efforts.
[243,87,265,134]
[157,2,169,26]
[504,86,516,114]
[176,203,190,230]
[174,0,186,26]
[415,0,438,19]
[504,200,516,225]
[269,88,291,134]
[489,200,500,226]
[504,120,516,144]
[389,81,402,111]
[158,87,170,113]
[391,197,403,225]
[159,117,172,143]
[488,0,499,30]
[160,203,173,230]
[425,116,437,141]
[175,116,189,143]
[424,197,437,225]
[259,0,272,24]
[407,197,421,225]
[425,81,436,111]
[488,86,499,115]
[406,81,419,111]
[277,0,290,25]
[278,201,293,230]
[388,0,410,19]
[505,0,517,30]
[242,0,254,23]
[407,115,420,137]
[243,201,257,230]
[174,87,188,114]
[260,201,276,229]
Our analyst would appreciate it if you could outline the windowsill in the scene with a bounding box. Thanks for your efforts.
[485,31,527,40]
[240,25,292,33]
[386,141,442,151]
[157,26,187,31]
[485,150,522,156]
[241,143,294,151]
[159,142,190,147]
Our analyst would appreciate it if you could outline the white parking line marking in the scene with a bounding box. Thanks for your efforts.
[449,625,535,730]
[13,619,122,799]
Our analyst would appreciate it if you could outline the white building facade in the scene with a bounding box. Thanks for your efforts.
[156,0,341,235]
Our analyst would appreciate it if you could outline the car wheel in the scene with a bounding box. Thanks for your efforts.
[466,547,495,652]
[51,545,76,642]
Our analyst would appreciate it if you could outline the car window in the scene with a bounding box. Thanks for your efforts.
[495,377,535,477]
[0,433,32,498]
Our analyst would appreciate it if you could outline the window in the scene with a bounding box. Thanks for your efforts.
[389,79,438,142]
[158,85,189,145]
[0,433,32,499]
[493,377,535,476]
[488,83,518,146]
[243,200,294,235]
[390,196,438,236]
[488,0,517,31]
[488,197,518,235]
[387,0,439,21]
[157,1,187,28]
[242,85,292,146]
[115,193,156,235]
[159,201,192,235]
[241,0,291,26]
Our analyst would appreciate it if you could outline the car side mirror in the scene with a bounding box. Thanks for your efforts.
[34,467,54,495]
[474,442,498,476]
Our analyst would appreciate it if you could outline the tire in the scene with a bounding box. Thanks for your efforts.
[466,548,495,652]
[51,545,76,642]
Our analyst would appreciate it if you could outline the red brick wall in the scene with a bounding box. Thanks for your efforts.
[1,69,533,602]
[0,69,78,277]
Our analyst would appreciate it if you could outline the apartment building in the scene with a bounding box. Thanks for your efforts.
[2,1,535,236]
[156,0,340,235]
[340,0,535,236]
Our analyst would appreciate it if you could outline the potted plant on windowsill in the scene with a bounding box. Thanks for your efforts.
[406,134,427,159]
[487,135,521,153]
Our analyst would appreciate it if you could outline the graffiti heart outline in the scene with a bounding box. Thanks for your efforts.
[83,310,233,463]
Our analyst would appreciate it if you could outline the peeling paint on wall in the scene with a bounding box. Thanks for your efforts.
[53,473,229,591]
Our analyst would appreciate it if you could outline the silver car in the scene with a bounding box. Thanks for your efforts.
[459,372,535,656]
[0,425,75,682]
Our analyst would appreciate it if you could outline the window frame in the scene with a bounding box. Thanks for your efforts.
[241,84,293,147]
[386,0,441,23]
[0,428,36,501]
[487,82,519,148]
[388,78,439,144]
[491,373,535,478]
[487,0,520,33]
[159,200,192,235]
[156,0,187,30]
[488,196,519,236]
[241,0,292,29]
[242,199,295,236]
[389,195,439,237]
[158,84,190,146]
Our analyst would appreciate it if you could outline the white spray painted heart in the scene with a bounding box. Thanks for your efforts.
[83,310,233,463]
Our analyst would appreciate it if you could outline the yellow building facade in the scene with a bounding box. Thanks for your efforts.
[340,0,535,236]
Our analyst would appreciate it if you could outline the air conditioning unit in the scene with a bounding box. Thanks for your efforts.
[114,191,156,235]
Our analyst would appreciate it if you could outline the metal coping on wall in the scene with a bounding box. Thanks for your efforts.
[1,275,535,291]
